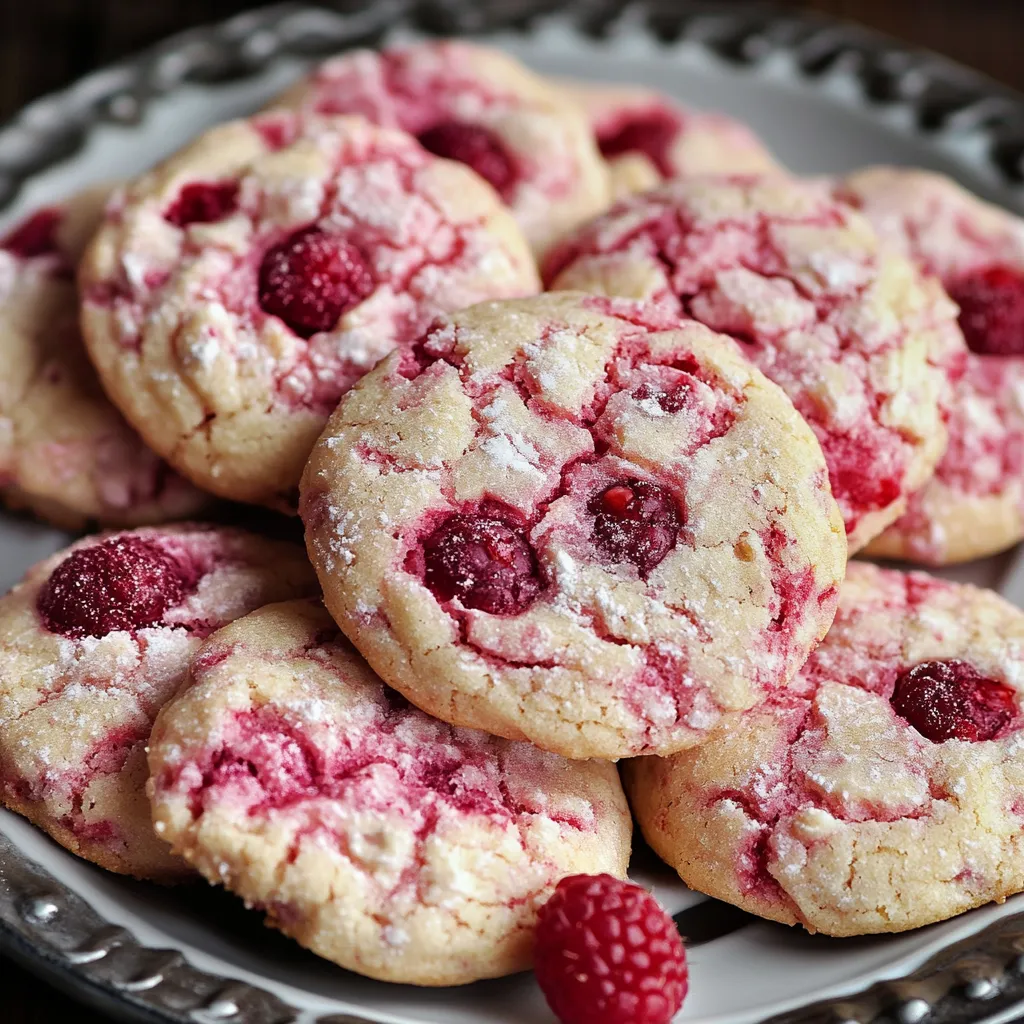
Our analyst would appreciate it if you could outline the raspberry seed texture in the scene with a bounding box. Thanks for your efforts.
[534,873,688,1024]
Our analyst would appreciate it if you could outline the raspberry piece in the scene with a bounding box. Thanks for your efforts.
[591,480,682,575]
[824,430,902,519]
[417,121,516,200]
[946,265,1024,356]
[534,873,688,1024]
[597,108,681,179]
[164,181,240,228]
[1,208,61,258]
[633,381,692,415]
[37,536,195,639]
[890,659,1018,742]
[258,226,375,339]
[421,511,542,614]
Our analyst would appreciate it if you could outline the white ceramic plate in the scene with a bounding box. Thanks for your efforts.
[4,4,1024,1023]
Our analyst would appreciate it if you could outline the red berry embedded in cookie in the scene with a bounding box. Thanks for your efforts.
[946,265,1024,357]
[164,181,240,228]
[534,873,688,1024]
[1,208,61,259]
[591,480,682,576]
[890,659,1018,742]
[421,511,542,615]
[37,536,195,639]
[417,121,516,200]
[596,107,680,179]
[258,226,375,339]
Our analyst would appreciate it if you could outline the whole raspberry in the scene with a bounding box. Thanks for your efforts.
[534,874,688,1024]
[165,181,239,228]
[37,536,196,639]
[421,510,542,615]
[590,480,682,576]
[890,659,1018,742]
[417,121,517,200]
[258,226,375,338]
[946,265,1024,357]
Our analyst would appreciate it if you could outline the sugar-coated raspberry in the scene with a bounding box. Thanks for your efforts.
[946,265,1024,357]
[596,108,680,179]
[534,873,688,1024]
[417,121,517,200]
[890,659,1018,742]
[258,226,375,338]
[421,510,542,614]
[1,208,62,259]
[164,181,240,228]
[37,536,195,639]
[591,480,682,576]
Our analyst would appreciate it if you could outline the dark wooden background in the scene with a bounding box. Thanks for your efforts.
[2,0,1024,1020]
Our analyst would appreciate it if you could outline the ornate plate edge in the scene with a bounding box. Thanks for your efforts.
[3,3,1024,1023]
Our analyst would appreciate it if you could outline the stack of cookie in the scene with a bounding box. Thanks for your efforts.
[2,36,1024,1022]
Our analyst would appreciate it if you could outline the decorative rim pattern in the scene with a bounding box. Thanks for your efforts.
[4,3,1024,1023]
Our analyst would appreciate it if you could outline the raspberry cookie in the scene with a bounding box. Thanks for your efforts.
[301,293,846,761]
[0,189,208,529]
[545,176,965,551]
[0,525,316,880]
[269,41,610,256]
[148,599,631,985]
[557,80,781,198]
[835,168,1024,564]
[79,112,539,510]
[627,562,1024,936]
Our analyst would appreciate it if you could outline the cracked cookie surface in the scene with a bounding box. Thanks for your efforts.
[545,176,965,552]
[838,168,1024,564]
[555,79,781,199]
[79,111,539,510]
[268,41,610,257]
[300,292,845,760]
[0,524,317,880]
[0,188,209,528]
[147,598,631,984]
[627,562,1024,935]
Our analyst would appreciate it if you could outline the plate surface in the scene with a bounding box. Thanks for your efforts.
[4,3,1024,1023]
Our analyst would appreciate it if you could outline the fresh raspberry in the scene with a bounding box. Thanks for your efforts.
[946,265,1024,356]
[597,108,681,179]
[258,226,375,338]
[417,121,517,200]
[591,480,682,576]
[1,208,62,258]
[37,536,196,639]
[421,510,542,614]
[164,181,240,228]
[890,659,1018,742]
[534,873,688,1024]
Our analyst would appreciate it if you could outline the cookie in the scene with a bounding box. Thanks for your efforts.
[627,562,1024,936]
[0,525,317,880]
[78,112,539,510]
[300,292,846,761]
[0,189,209,529]
[147,598,631,985]
[555,79,781,198]
[545,176,965,552]
[268,41,610,256]
[836,168,1024,564]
